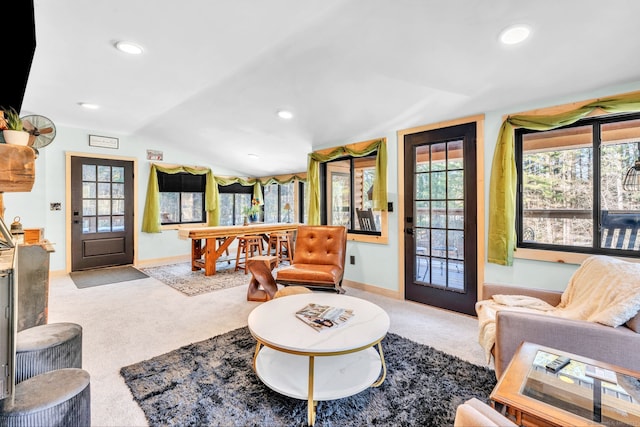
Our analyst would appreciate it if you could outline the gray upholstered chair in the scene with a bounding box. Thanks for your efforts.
[482,283,640,379]
[454,398,516,427]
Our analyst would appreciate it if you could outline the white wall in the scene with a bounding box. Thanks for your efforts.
[4,80,640,293]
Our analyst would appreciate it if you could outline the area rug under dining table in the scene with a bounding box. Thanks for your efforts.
[140,262,257,296]
[120,326,497,426]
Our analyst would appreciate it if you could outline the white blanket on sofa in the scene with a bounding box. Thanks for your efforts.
[477,255,640,363]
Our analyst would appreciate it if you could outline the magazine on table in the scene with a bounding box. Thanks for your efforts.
[295,303,354,332]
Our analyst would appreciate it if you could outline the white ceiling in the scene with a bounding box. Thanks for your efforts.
[22,0,640,176]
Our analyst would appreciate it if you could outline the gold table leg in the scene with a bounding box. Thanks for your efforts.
[307,355,316,426]
[372,342,387,387]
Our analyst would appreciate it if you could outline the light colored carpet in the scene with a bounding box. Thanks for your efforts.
[140,262,254,296]
[69,265,149,289]
[47,269,489,427]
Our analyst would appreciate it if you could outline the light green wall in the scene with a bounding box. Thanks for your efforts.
[4,80,640,293]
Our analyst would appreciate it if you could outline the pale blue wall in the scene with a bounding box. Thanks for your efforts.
[482,81,640,291]
[3,127,240,271]
[4,80,640,293]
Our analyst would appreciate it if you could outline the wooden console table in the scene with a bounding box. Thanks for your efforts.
[178,223,299,276]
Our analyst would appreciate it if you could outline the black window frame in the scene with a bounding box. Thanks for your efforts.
[263,182,294,223]
[157,171,206,225]
[515,112,640,258]
[320,153,381,236]
[218,183,257,225]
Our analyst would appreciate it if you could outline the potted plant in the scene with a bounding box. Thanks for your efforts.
[1,107,29,145]
[243,198,261,223]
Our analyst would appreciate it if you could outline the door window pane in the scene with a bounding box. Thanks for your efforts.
[82,183,96,198]
[112,200,125,215]
[112,167,124,182]
[112,183,124,199]
[83,200,96,216]
[98,183,111,198]
[98,199,111,215]
[97,166,111,182]
[97,217,111,233]
[112,216,125,232]
[82,164,96,181]
[83,217,96,234]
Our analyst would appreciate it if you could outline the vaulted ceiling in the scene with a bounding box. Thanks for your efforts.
[17,0,640,176]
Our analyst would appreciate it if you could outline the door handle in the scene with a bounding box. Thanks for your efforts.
[405,227,414,235]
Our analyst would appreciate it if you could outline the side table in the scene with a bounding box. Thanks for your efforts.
[491,341,640,426]
[246,255,278,301]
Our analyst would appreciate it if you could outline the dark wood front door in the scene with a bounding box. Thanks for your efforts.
[403,122,478,316]
[71,156,134,271]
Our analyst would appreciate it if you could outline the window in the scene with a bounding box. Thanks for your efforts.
[218,183,254,226]
[322,154,381,235]
[516,113,640,256]
[157,171,206,225]
[264,182,295,223]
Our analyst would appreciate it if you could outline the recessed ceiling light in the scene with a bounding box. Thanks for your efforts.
[78,102,100,110]
[114,41,144,55]
[277,110,293,120]
[499,25,531,45]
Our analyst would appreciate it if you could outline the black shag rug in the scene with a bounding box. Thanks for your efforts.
[120,327,496,426]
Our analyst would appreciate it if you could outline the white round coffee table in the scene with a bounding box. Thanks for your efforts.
[248,293,390,426]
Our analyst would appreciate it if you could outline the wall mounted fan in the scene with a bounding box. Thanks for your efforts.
[21,115,56,153]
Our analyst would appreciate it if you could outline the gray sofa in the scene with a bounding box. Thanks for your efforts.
[483,283,640,379]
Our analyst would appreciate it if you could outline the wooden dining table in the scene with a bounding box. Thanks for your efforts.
[178,223,300,276]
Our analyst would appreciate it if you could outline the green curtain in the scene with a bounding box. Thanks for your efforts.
[307,139,388,225]
[142,164,216,233]
[214,177,262,203]
[259,174,306,185]
[488,91,640,265]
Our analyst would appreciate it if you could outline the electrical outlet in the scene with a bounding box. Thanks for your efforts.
[350,255,355,265]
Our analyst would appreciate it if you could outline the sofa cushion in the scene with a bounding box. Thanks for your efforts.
[627,312,640,333]
[276,263,342,286]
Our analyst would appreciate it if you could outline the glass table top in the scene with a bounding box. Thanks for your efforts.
[522,350,640,426]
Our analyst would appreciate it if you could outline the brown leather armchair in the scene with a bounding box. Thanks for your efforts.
[275,225,348,293]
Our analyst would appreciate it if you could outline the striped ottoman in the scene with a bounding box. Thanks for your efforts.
[0,368,90,427]
[16,323,82,383]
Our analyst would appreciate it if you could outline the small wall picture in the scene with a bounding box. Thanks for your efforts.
[89,134,119,149]
[147,149,163,161]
